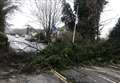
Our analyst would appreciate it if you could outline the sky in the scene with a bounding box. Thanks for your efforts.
[100,0,120,38]
[7,0,62,29]
[7,0,120,38]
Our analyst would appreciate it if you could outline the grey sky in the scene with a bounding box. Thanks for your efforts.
[7,0,120,38]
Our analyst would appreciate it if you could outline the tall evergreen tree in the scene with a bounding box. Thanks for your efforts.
[0,0,7,32]
[0,0,17,32]
[74,0,107,40]
[61,1,75,31]
[109,18,120,41]
[0,0,18,48]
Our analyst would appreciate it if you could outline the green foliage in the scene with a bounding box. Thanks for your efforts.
[0,0,15,32]
[32,36,120,70]
[0,0,18,32]
[32,40,72,69]
[58,31,82,43]
[31,0,120,70]
[34,32,47,43]
[61,2,75,31]
[0,0,9,48]
[0,31,8,48]
[0,0,18,49]
[74,0,107,40]
[0,0,5,32]
[109,18,120,41]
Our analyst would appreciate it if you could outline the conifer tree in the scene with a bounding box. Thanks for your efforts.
[61,1,75,31]
[0,0,18,48]
[109,18,120,41]
[74,0,107,40]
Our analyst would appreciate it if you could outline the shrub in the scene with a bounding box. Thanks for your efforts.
[32,35,120,70]
[34,32,48,43]
[0,31,8,48]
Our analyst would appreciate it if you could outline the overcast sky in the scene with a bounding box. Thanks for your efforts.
[100,0,120,38]
[7,0,120,38]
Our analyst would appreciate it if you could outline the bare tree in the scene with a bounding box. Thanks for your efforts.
[29,0,62,42]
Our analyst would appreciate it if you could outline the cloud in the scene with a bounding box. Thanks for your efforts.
[7,0,120,38]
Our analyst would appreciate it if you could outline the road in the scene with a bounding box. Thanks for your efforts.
[5,36,120,83]
[0,65,120,83]
[61,65,120,83]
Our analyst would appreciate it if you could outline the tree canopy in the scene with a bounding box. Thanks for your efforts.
[61,1,75,31]
[109,18,120,41]
[0,0,18,48]
[74,0,107,40]
[0,0,18,32]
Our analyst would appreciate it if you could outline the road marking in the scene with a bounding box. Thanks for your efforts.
[98,75,116,83]
[50,69,72,83]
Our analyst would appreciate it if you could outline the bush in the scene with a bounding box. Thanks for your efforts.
[58,31,82,43]
[32,41,73,69]
[33,32,48,43]
[0,32,8,48]
[32,35,120,70]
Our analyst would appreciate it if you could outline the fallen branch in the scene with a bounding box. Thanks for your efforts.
[50,69,69,83]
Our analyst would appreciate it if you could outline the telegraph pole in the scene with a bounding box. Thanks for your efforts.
[72,5,79,44]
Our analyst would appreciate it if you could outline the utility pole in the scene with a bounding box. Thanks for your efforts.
[72,5,79,44]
